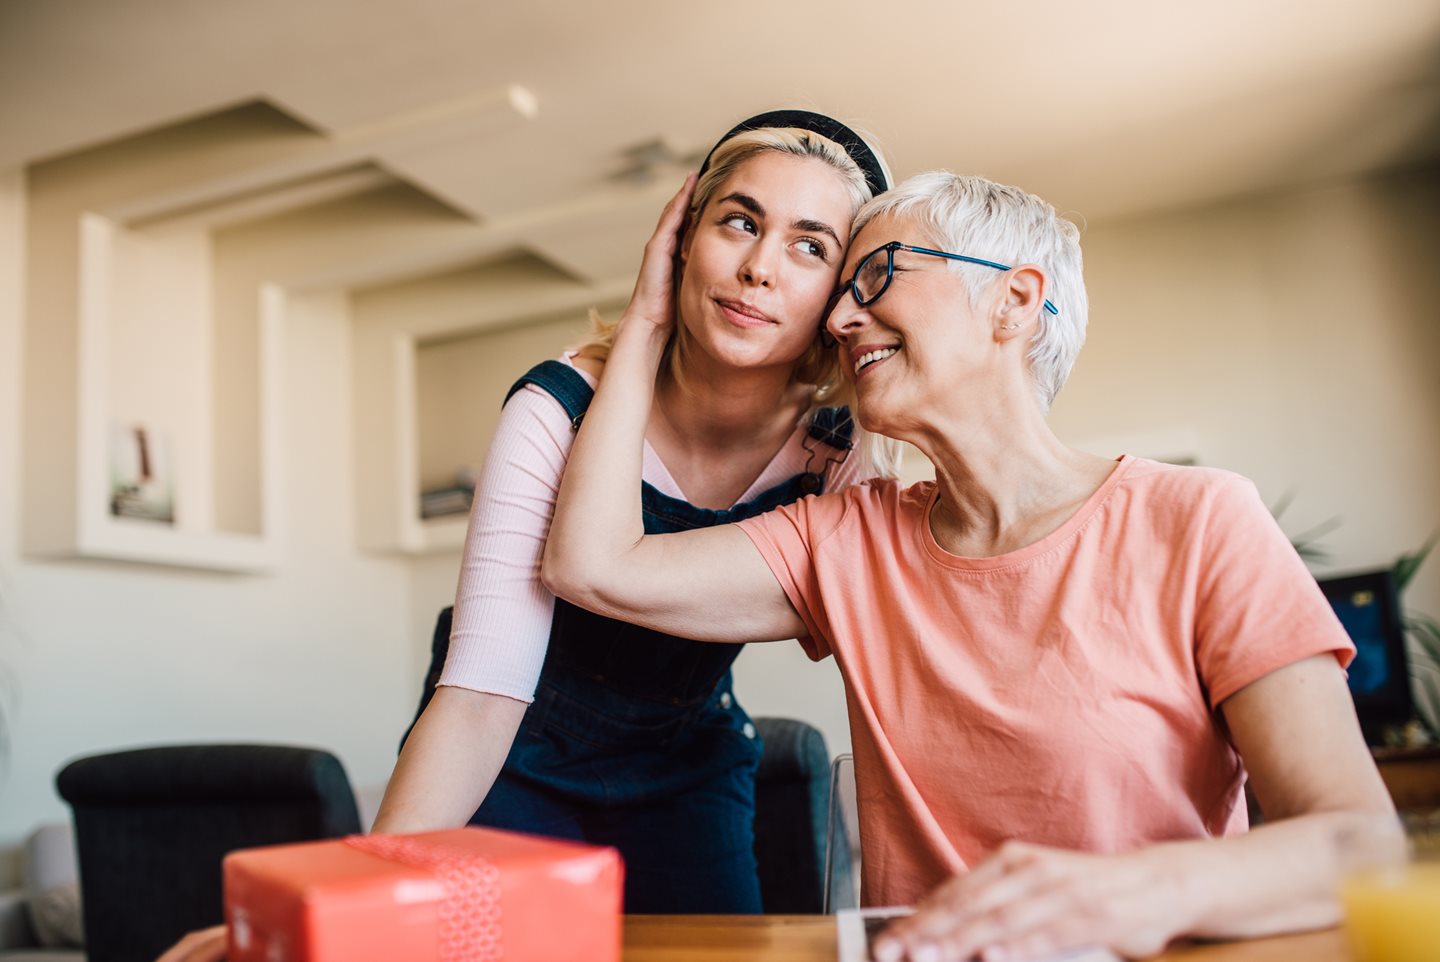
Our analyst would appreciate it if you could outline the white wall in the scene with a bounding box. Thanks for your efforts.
[0,173,420,884]
[0,169,30,884]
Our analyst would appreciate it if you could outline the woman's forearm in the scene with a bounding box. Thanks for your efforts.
[541,319,668,609]
[1171,809,1406,941]
[874,807,1406,962]
[370,686,527,834]
[540,175,801,642]
[542,174,693,611]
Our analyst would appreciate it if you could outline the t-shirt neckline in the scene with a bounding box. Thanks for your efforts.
[918,454,1136,572]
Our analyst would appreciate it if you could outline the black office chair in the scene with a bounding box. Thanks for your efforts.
[56,744,362,962]
[752,716,839,913]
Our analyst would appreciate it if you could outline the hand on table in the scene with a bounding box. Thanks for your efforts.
[873,841,1188,962]
[155,924,227,962]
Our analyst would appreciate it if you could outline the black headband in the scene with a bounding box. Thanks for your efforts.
[697,109,889,198]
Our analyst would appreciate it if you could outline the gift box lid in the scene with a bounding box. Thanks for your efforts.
[224,827,622,962]
[227,828,618,891]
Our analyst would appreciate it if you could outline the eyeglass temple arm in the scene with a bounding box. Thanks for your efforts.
[904,245,1059,315]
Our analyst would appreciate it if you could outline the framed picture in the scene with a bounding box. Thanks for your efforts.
[109,422,175,524]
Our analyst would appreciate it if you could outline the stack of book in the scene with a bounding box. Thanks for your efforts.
[419,469,476,520]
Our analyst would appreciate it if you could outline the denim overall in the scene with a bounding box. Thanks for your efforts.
[408,360,853,913]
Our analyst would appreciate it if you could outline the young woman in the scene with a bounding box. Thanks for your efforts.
[371,110,894,913]
[156,111,892,962]
[541,171,1402,961]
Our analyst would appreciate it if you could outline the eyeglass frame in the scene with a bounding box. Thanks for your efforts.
[829,240,1060,317]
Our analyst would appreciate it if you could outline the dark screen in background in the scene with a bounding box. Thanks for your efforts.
[1332,588,1387,696]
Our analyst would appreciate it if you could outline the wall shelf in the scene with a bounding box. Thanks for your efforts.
[18,93,679,569]
[24,203,286,572]
[351,269,629,557]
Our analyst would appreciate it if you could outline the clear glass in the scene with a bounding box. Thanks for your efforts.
[854,247,892,304]
[823,753,862,913]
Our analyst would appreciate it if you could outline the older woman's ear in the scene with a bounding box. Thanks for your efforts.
[994,264,1048,338]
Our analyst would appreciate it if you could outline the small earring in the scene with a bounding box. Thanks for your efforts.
[1001,322,1021,331]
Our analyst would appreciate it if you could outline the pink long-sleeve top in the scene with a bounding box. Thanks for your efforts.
[437,354,879,701]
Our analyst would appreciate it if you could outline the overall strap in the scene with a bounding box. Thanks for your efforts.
[503,359,594,430]
[806,406,854,451]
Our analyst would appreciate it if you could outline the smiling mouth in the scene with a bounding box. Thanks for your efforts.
[854,347,899,376]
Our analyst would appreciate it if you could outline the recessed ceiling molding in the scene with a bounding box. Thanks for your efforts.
[282,177,676,291]
[332,84,538,161]
[392,274,633,343]
[127,165,394,232]
[100,139,388,225]
[100,85,536,228]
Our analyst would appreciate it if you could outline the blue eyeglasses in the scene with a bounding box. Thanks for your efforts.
[832,241,1059,316]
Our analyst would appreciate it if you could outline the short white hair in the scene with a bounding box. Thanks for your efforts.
[851,172,1088,411]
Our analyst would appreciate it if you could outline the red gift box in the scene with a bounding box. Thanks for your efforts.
[223,828,623,962]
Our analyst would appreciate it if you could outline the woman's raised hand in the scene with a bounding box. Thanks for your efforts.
[618,172,698,338]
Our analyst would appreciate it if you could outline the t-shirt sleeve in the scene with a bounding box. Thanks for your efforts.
[436,383,577,701]
[1193,475,1356,708]
[736,492,853,662]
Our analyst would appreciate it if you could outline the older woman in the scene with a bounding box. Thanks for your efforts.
[542,171,1402,960]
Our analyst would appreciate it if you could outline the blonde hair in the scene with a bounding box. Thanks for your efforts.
[575,126,901,476]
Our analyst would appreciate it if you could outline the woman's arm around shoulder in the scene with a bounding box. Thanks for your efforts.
[544,326,806,643]
[541,176,805,644]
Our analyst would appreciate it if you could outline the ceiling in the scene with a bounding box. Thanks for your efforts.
[3,0,1439,286]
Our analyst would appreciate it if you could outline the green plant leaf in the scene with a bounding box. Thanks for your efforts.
[1288,518,1342,564]
[1405,611,1440,666]
[1395,531,1439,594]
[1268,489,1299,523]
[1266,492,1341,563]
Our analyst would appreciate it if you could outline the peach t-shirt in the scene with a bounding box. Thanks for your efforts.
[736,456,1355,907]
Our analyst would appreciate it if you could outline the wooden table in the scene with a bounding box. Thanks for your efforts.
[622,916,1353,961]
[1373,744,1440,812]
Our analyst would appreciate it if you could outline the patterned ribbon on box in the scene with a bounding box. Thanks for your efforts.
[345,834,503,962]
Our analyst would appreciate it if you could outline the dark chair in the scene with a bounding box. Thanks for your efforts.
[752,716,842,913]
[56,744,362,962]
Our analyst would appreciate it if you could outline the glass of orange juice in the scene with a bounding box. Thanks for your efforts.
[1341,814,1440,962]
